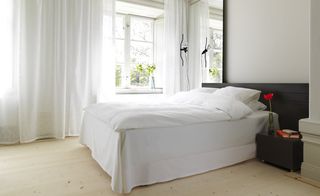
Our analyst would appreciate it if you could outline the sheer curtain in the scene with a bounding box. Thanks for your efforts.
[188,0,209,89]
[98,0,116,102]
[163,0,189,95]
[0,0,19,144]
[0,0,111,144]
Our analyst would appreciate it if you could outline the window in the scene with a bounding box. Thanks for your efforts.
[115,14,157,89]
[104,1,164,93]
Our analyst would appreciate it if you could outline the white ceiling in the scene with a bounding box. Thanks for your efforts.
[116,1,164,18]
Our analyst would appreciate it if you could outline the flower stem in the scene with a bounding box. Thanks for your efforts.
[269,100,272,112]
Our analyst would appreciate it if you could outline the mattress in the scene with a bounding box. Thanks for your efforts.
[80,110,279,193]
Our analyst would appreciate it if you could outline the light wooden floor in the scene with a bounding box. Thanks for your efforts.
[1,137,320,196]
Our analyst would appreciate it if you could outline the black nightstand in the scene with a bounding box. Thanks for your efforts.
[256,132,303,171]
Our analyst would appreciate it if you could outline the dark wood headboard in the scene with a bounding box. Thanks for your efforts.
[202,83,309,131]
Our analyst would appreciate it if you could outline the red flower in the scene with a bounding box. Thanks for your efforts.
[263,93,274,101]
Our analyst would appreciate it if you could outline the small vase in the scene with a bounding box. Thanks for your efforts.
[149,76,155,89]
[268,112,275,135]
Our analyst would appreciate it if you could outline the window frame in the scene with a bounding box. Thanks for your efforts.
[115,13,156,89]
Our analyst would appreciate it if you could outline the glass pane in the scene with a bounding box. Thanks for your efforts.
[115,64,122,88]
[203,26,223,84]
[115,40,124,64]
[212,52,223,68]
[131,17,153,42]
[115,15,125,39]
[130,41,153,65]
[130,64,149,87]
[207,51,223,83]
[212,30,223,50]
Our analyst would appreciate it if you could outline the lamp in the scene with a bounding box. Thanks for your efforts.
[180,34,190,90]
[180,34,188,67]
[201,37,211,68]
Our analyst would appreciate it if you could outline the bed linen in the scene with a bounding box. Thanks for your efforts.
[80,110,278,193]
[83,94,252,132]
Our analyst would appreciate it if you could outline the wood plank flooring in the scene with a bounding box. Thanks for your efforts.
[1,137,319,196]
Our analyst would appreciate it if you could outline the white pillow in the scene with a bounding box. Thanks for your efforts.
[190,87,218,94]
[203,94,253,120]
[168,91,209,105]
[213,86,261,104]
[247,100,267,111]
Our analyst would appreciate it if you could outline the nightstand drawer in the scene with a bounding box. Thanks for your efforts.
[256,133,303,171]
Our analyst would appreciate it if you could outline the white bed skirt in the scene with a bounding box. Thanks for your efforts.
[80,111,278,193]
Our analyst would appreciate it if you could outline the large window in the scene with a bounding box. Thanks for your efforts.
[115,14,156,89]
[104,1,164,92]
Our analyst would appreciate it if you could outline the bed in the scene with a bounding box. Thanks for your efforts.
[80,83,308,193]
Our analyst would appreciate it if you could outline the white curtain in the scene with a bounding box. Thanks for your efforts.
[188,0,209,89]
[164,0,189,95]
[0,0,17,144]
[0,0,110,144]
[99,0,116,102]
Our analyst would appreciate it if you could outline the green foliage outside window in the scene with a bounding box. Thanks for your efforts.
[209,66,219,79]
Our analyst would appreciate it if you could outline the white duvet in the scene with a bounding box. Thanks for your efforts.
[84,94,253,132]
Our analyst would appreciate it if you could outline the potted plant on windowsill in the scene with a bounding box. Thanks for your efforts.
[136,64,144,84]
[146,64,156,89]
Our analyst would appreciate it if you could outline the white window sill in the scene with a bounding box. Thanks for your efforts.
[116,88,163,94]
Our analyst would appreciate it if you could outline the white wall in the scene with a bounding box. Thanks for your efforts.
[309,0,320,120]
[226,0,310,83]
[299,1,320,182]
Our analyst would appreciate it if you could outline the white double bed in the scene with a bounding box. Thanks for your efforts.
[80,87,279,193]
